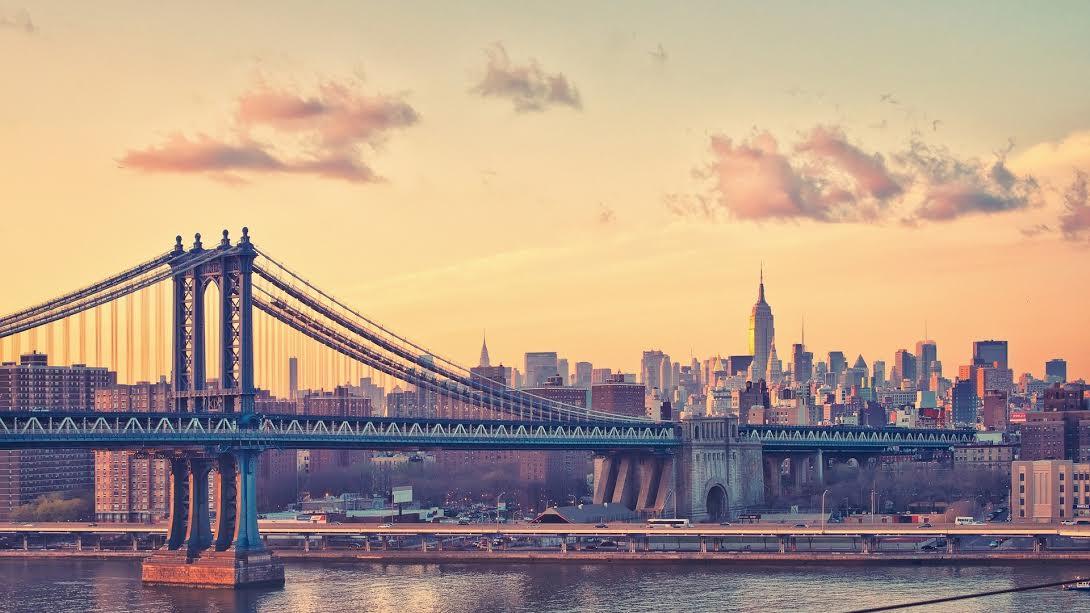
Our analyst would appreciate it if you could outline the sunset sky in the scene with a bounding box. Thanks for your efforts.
[2,2,1088,381]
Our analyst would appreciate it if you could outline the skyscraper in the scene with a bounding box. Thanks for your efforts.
[524,352,558,388]
[893,350,917,385]
[747,267,774,383]
[973,340,1009,370]
[915,340,937,390]
[574,361,593,387]
[827,351,847,375]
[951,378,978,426]
[478,334,491,368]
[1046,359,1067,383]
[288,357,299,400]
[872,360,886,388]
[792,343,813,385]
[641,350,667,391]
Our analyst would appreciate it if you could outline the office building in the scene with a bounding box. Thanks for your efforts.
[1012,460,1090,523]
[973,340,1009,370]
[747,268,775,383]
[524,352,559,388]
[1046,359,1068,384]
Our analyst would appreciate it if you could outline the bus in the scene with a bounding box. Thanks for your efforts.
[646,518,690,528]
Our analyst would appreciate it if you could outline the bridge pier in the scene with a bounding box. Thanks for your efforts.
[75,534,82,552]
[142,449,284,588]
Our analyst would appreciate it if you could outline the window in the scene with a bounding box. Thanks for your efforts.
[1020,473,1025,482]
[1061,485,1066,493]
[1020,485,1025,494]
[1061,473,1066,481]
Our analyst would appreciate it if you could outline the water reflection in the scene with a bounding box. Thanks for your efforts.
[0,558,1085,612]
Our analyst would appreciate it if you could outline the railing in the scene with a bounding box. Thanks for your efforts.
[0,411,679,451]
[740,424,976,449]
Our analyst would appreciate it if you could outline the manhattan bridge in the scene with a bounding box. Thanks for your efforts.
[0,229,971,586]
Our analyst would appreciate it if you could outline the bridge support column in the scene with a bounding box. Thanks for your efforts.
[185,457,213,558]
[165,457,190,550]
[946,537,959,554]
[131,534,139,551]
[436,537,443,552]
[1034,536,1046,553]
[628,536,636,553]
[21,534,27,551]
[861,536,876,554]
[779,536,788,554]
[303,536,310,552]
[814,449,824,485]
[421,536,429,552]
[143,449,283,588]
[560,536,568,553]
[75,534,82,552]
[764,456,783,499]
[700,536,707,553]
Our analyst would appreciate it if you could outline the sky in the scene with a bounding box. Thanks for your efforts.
[1,1,1089,382]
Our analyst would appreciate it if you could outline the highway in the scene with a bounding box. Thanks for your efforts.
[3,521,1090,538]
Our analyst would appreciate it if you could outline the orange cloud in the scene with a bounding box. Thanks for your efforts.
[121,77,417,184]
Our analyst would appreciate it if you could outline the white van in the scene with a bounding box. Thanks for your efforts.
[954,516,976,525]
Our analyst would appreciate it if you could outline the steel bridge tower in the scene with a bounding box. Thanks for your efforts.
[170,229,256,415]
[143,228,282,587]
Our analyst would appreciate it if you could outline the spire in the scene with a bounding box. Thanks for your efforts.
[478,331,490,368]
[801,315,805,346]
[757,262,766,303]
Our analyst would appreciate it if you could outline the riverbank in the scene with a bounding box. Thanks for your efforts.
[4,549,1090,566]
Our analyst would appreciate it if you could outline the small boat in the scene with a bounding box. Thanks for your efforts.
[1062,578,1090,591]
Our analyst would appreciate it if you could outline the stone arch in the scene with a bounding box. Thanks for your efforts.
[705,483,728,521]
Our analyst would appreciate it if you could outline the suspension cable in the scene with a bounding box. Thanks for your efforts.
[0,252,172,328]
[253,260,647,423]
[0,249,222,340]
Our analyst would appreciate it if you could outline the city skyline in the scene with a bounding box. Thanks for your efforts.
[2,3,1088,382]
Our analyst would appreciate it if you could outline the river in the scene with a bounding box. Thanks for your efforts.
[2,559,1089,612]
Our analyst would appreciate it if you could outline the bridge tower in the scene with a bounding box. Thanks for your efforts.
[142,228,283,588]
[170,229,256,414]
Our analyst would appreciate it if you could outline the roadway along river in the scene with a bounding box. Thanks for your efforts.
[2,559,1090,612]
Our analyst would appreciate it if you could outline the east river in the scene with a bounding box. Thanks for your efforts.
[2,559,1090,612]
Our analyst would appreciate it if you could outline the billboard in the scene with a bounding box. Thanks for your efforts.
[392,485,413,504]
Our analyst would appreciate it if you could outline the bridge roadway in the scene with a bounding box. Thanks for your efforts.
[4,521,1090,539]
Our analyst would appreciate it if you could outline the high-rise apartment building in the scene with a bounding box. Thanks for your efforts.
[591,374,646,418]
[0,353,116,521]
[94,381,172,523]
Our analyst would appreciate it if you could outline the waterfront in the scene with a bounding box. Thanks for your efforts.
[1,559,1089,612]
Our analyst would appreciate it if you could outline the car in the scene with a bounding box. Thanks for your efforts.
[918,522,933,528]
[719,521,732,526]
[988,540,1001,548]
[377,523,393,529]
[457,518,471,525]
[598,540,617,548]
[594,522,608,529]
[921,544,936,551]
[793,523,807,528]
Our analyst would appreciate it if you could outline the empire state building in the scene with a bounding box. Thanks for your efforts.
[747,268,775,382]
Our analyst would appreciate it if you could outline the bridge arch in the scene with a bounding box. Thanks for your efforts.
[705,483,728,521]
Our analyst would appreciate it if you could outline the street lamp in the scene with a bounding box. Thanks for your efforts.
[821,489,830,534]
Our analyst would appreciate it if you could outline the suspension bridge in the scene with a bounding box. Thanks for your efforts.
[0,228,973,587]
